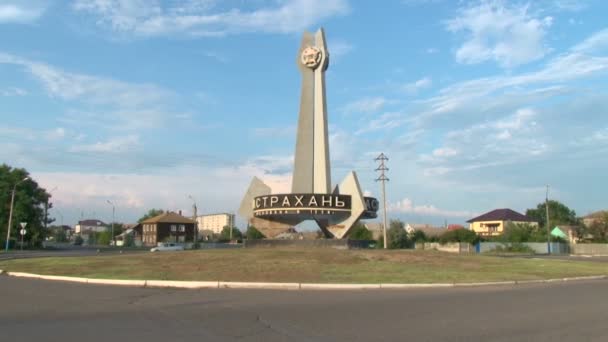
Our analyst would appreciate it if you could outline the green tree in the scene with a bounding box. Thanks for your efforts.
[386,219,409,249]
[348,222,373,240]
[73,235,83,246]
[525,200,577,229]
[50,226,68,243]
[587,212,608,242]
[439,229,480,245]
[219,226,242,242]
[389,219,404,231]
[500,222,552,243]
[97,230,113,245]
[0,164,52,248]
[138,209,165,223]
[245,226,265,240]
[410,230,428,243]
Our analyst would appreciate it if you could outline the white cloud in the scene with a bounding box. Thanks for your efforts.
[72,0,350,37]
[572,28,608,54]
[341,97,387,114]
[252,125,296,138]
[0,87,27,96]
[0,2,46,23]
[70,135,140,153]
[33,155,295,224]
[446,1,552,67]
[330,40,354,61]
[389,198,473,218]
[402,77,432,94]
[0,52,180,131]
[45,128,66,141]
[432,147,458,157]
[553,0,588,12]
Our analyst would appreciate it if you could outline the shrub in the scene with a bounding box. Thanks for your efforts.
[246,226,265,240]
[73,235,83,246]
[489,243,535,254]
[411,230,428,243]
[348,223,373,241]
[439,229,480,245]
[388,226,411,249]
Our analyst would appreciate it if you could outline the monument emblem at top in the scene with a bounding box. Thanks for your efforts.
[239,28,378,239]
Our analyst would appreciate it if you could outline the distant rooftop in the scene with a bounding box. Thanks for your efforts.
[467,209,536,223]
[141,211,196,224]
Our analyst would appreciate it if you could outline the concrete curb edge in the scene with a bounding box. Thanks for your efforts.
[2,271,606,290]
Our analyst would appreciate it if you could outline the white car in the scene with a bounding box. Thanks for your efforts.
[150,242,185,252]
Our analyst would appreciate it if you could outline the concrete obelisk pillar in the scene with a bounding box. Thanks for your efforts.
[291,28,331,194]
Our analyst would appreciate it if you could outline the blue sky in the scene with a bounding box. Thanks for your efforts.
[1,0,607,227]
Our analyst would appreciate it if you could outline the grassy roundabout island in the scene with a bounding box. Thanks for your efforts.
[1,248,606,284]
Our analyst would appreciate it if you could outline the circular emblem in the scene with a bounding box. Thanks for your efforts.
[301,46,322,69]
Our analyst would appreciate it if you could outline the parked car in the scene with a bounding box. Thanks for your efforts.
[150,242,185,252]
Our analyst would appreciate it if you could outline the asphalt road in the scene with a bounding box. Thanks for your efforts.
[1,277,607,341]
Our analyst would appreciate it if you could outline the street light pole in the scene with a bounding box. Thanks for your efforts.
[188,195,198,247]
[5,177,29,252]
[546,185,550,255]
[106,200,115,246]
[44,186,58,232]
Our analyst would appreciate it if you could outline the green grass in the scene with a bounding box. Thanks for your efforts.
[0,248,606,283]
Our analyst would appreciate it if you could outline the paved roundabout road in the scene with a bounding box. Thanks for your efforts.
[2,276,607,341]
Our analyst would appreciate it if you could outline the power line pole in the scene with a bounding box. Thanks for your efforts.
[375,153,389,249]
[545,185,550,255]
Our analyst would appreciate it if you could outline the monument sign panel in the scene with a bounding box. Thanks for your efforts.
[239,28,378,238]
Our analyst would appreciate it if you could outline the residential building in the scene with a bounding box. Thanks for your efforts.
[582,211,607,227]
[141,212,196,247]
[551,225,582,244]
[405,223,446,238]
[467,208,538,237]
[363,222,384,240]
[74,219,107,234]
[196,213,235,234]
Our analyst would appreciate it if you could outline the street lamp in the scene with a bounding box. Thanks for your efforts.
[5,177,30,252]
[188,195,198,246]
[546,185,551,255]
[45,186,58,231]
[106,200,115,246]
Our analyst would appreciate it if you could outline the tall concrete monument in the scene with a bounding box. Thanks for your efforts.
[239,28,378,239]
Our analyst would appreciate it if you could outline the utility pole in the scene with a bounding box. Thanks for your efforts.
[375,153,389,249]
[188,195,198,247]
[106,200,115,246]
[545,185,550,255]
[5,177,29,252]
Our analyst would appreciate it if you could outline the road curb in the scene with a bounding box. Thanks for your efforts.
[2,271,606,290]
[86,278,146,286]
[219,281,300,290]
[146,280,219,289]
[300,283,381,290]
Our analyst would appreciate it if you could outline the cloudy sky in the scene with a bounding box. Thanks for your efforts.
[1,0,607,227]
